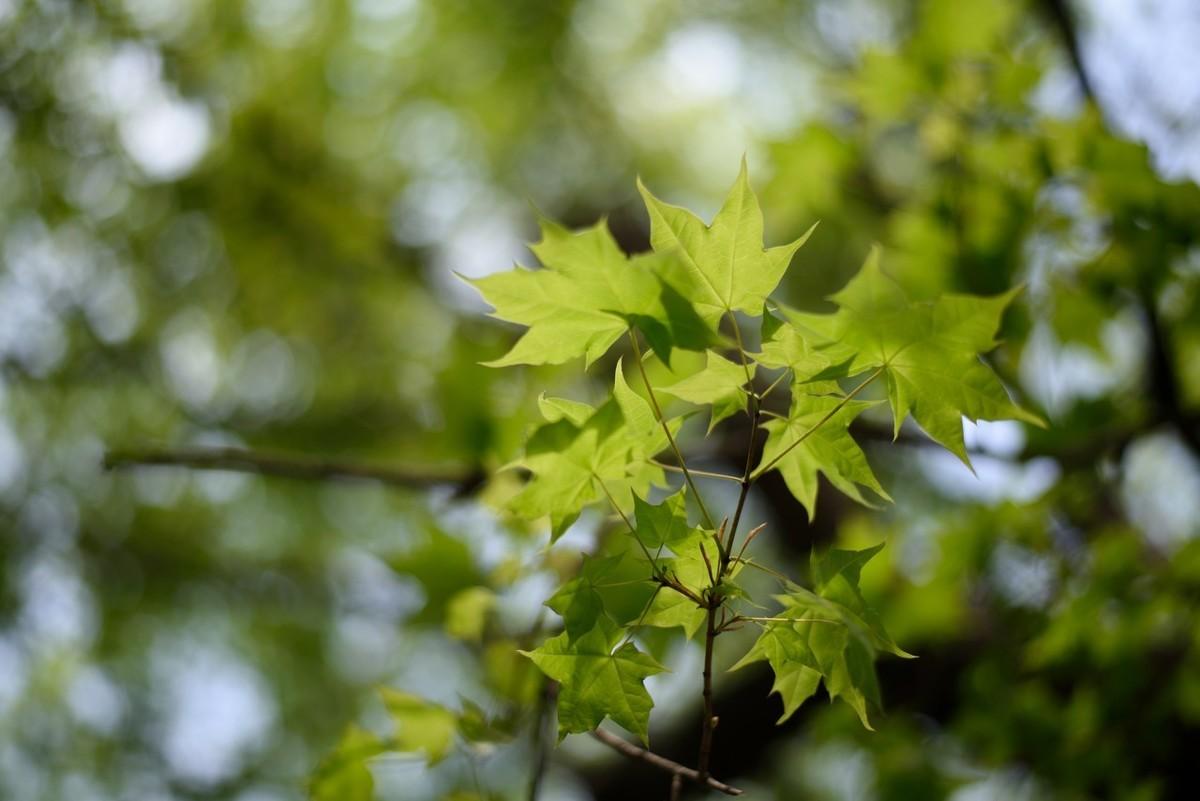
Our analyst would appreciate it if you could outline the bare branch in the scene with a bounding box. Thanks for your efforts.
[104,446,483,494]
[589,728,743,796]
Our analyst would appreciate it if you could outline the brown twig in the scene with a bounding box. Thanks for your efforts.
[589,728,742,796]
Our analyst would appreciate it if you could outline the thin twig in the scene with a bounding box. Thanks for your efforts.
[104,446,481,492]
[734,523,767,565]
[651,461,743,483]
[697,604,719,783]
[758,368,792,402]
[737,615,840,626]
[731,556,793,585]
[528,680,558,801]
[628,330,716,529]
[595,473,659,571]
[589,728,742,796]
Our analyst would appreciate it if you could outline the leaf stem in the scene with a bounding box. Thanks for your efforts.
[731,556,793,585]
[628,330,716,529]
[754,367,884,478]
[594,473,659,570]
[736,615,840,625]
[758,368,792,402]
[651,460,743,483]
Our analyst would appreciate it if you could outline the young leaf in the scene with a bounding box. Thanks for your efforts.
[631,489,691,550]
[789,247,1044,464]
[811,545,913,659]
[638,159,817,326]
[729,620,822,723]
[509,375,673,539]
[757,308,850,382]
[521,617,666,744]
[547,553,625,642]
[468,218,661,368]
[753,391,890,519]
[659,350,755,432]
[732,544,906,728]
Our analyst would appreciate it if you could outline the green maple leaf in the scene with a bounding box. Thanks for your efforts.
[509,365,674,539]
[757,307,851,382]
[380,689,458,764]
[521,617,666,743]
[631,488,691,550]
[789,247,1044,464]
[659,350,754,432]
[546,553,626,642]
[469,218,713,368]
[729,619,822,723]
[732,545,906,728]
[753,390,890,520]
[468,218,658,368]
[638,159,817,327]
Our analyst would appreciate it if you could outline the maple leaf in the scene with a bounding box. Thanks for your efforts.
[638,159,817,327]
[788,247,1044,464]
[522,617,666,744]
[630,488,691,551]
[508,364,674,539]
[469,218,712,368]
[659,350,754,432]
[753,390,890,519]
[731,544,906,729]
[546,553,626,642]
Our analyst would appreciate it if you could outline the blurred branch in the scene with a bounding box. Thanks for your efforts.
[1039,0,1095,101]
[528,680,558,801]
[103,446,484,494]
[589,728,743,797]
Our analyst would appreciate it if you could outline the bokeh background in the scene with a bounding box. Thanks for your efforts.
[3,0,1200,799]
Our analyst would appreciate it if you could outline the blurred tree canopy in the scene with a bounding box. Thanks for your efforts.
[2,1,1199,800]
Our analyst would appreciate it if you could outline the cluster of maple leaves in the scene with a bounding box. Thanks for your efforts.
[466,162,1040,745]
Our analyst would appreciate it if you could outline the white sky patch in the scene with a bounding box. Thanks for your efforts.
[916,419,1059,505]
[152,643,277,788]
[1121,431,1200,551]
[18,557,97,652]
[119,97,210,181]
[159,309,222,411]
[989,541,1056,610]
[1083,0,1200,181]
[660,22,744,103]
[963,420,1026,459]
[67,665,127,735]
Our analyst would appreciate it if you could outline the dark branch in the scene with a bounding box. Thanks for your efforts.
[1038,0,1096,102]
[103,446,484,495]
[589,728,743,796]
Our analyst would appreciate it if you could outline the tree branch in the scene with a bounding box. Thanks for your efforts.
[104,446,483,494]
[589,728,743,796]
